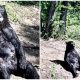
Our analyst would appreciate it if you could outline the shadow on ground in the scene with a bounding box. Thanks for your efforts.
[50,60,80,78]
[22,42,39,57]
[21,23,39,45]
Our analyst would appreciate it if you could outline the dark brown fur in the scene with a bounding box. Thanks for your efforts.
[0,5,39,79]
[64,41,80,78]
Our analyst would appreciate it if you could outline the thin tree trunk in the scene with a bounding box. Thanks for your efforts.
[46,1,56,38]
[59,1,68,35]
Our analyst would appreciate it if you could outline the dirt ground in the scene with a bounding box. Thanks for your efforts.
[6,3,40,79]
[40,38,80,79]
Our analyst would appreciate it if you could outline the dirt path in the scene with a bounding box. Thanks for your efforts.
[40,39,80,79]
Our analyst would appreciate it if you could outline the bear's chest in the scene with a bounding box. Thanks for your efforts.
[0,31,15,58]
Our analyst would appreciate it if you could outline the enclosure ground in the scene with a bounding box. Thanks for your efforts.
[40,38,80,79]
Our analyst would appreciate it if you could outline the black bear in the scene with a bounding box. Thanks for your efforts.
[64,41,80,78]
[0,5,39,79]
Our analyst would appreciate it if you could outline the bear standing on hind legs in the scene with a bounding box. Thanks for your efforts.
[0,5,39,79]
[64,41,80,78]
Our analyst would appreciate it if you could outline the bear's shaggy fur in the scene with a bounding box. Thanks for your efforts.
[64,41,80,78]
[0,5,39,79]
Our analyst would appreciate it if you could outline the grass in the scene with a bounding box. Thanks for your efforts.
[0,2,19,23]
[0,1,39,24]
[51,64,57,79]
[0,1,19,23]
[5,2,19,22]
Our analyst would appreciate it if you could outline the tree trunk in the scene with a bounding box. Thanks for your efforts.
[46,1,56,38]
[59,1,68,35]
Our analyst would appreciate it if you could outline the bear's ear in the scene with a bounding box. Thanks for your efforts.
[65,41,68,44]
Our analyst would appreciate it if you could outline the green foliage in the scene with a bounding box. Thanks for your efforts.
[67,5,80,40]
[41,1,51,21]
[1,1,39,23]
[41,1,51,38]
[41,1,80,40]
[14,1,39,6]
[5,2,19,22]
[51,64,57,79]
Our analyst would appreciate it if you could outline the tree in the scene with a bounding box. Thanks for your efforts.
[41,1,80,40]
[46,1,56,38]
[43,1,56,39]
[59,1,68,35]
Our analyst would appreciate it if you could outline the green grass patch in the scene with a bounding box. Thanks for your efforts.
[51,64,57,79]
[5,2,19,22]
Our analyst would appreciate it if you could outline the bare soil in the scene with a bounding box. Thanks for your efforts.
[40,38,80,79]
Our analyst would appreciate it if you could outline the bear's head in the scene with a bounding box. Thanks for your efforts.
[66,41,75,50]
